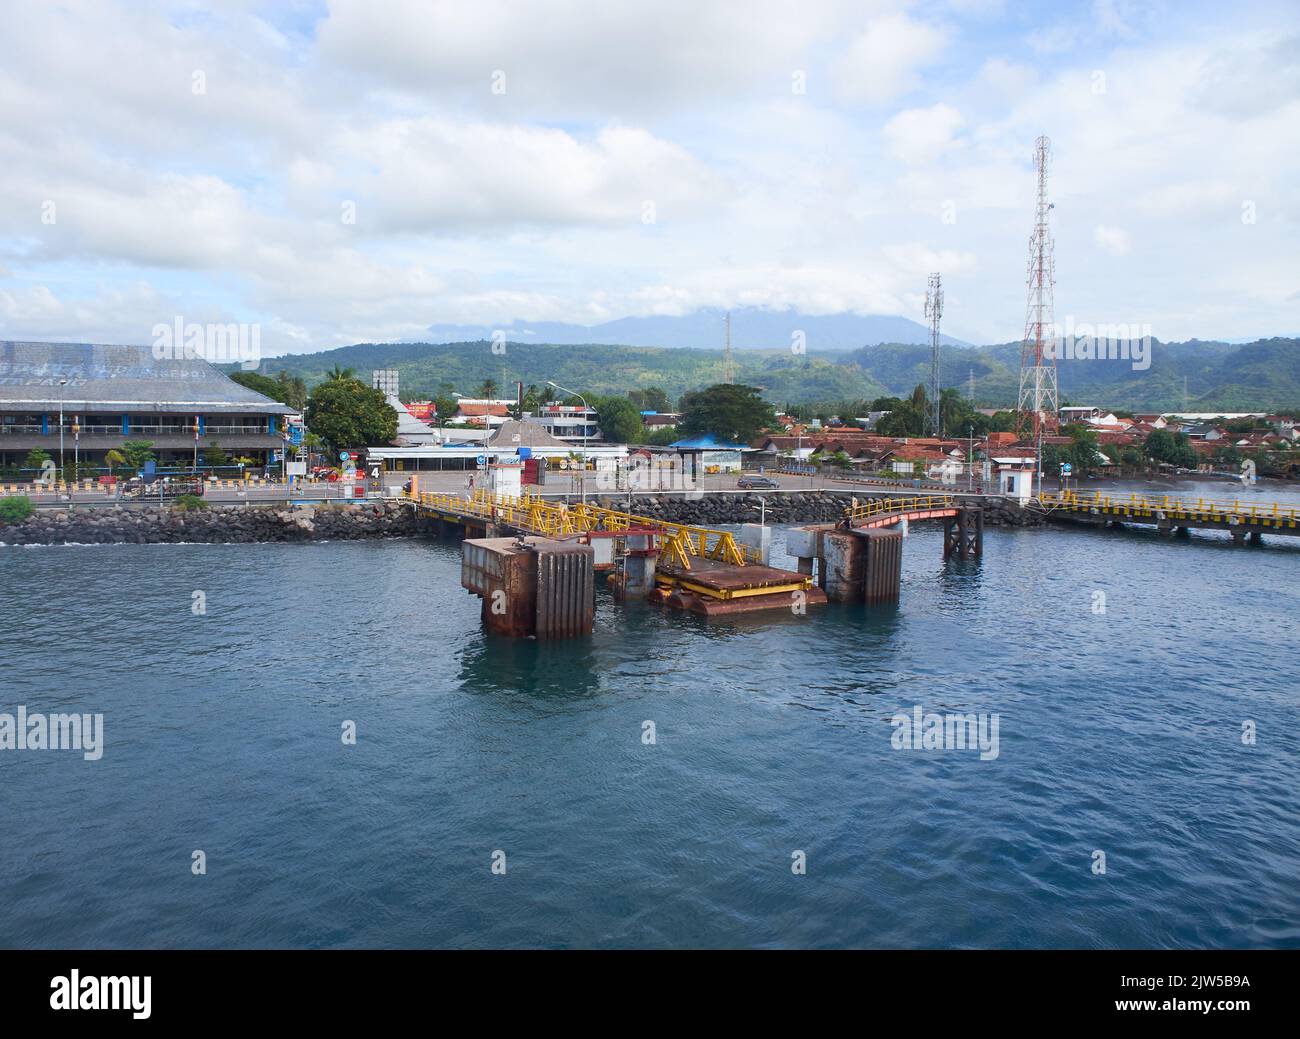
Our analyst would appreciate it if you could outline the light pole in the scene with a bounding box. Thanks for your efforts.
[968,424,974,493]
[57,378,68,485]
[547,380,588,505]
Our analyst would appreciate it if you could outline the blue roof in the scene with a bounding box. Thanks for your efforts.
[669,434,748,450]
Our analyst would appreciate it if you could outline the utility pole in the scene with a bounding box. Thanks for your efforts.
[925,273,943,437]
[548,379,589,505]
[723,310,735,385]
[57,378,67,483]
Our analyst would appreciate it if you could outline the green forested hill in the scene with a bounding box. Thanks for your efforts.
[249,336,1300,412]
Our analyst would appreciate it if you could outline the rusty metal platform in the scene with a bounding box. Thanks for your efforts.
[658,556,805,590]
[654,555,820,612]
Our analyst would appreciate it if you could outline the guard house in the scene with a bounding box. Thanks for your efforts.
[993,456,1037,504]
[487,457,524,498]
[668,434,748,478]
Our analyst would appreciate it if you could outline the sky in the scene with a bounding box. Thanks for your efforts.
[0,0,1297,356]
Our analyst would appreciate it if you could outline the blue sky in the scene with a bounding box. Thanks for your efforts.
[1,0,1296,356]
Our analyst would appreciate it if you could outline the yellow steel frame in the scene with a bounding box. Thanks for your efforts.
[1037,490,1300,528]
[403,489,761,569]
[842,495,957,525]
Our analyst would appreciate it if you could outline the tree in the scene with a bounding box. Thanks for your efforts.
[304,377,398,452]
[678,384,776,444]
[477,378,499,398]
[1043,424,1102,474]
[0,496,35,524]
[641,425,680,446]
[275,370,308,411]
[119,440,156,472]
[1144,428,1197,469]
[326,365,356,382]
[23,448,51,472]
[230,370,289,403]
[204,441,230,468]
[628,386,672,413]
[592,395,644,444]
[509,383,546,420]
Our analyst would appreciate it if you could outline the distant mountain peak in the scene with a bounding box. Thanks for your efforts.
[423,306,971,351]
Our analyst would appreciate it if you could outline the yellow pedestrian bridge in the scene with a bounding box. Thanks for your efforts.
[1036,490,1300,542]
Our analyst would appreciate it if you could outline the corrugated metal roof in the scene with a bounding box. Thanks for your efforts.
[487,419,572,449]
[0,341,292,413]
[669,434,749,450]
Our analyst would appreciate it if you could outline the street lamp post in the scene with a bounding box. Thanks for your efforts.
[547,380,589,505]
[968,424,974,493]
[58,378,68,487]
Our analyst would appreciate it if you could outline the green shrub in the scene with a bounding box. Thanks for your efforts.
[0,495,35,524]
[172,494,209,513]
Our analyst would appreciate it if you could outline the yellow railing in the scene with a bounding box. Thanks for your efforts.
[843,495,957,525]
[404,489,760,569]
[1037,490,1300,526]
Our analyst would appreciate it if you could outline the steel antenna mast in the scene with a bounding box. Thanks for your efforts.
[1016,135,1060,492]
[925,273,943,436]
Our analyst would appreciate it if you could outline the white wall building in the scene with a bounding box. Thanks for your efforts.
[535,402,601,443]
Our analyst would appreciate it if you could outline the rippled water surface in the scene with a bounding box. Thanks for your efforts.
[3,496,1299,948]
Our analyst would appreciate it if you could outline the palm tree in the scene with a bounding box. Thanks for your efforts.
[478,378,498,398]
[326,365,356,382]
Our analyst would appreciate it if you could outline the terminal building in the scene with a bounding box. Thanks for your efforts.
[0,340,293,473]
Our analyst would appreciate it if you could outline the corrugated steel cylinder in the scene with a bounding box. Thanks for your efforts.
[861,528,903,606]
[461,536,593,638]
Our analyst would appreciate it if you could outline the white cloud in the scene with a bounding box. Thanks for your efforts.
[884,103,964,163]
[1093,225,1132,255]
[834,13,949,105]
[0,1,1298,350]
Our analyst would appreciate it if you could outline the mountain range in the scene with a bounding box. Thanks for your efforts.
[254,331,1300,413]
[421,306,971,351]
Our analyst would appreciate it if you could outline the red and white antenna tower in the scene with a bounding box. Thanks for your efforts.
[1017,135,1059,449]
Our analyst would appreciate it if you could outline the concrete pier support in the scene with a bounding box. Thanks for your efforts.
[860,528,904,606]
[620,532,658,598]
[461,536,594,637]
[785,527,821,584]
[821,530,867,602]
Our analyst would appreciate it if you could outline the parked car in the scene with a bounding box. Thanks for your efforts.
[737,474,779,489]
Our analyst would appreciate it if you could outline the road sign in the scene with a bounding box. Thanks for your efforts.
[476,454,486,466]
[1060,462,1072,475]
[339,451,351,462]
